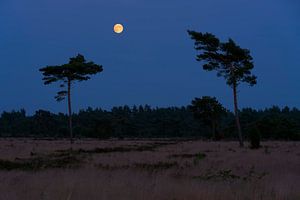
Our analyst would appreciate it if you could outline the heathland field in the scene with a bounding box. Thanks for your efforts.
[0,139,299,200]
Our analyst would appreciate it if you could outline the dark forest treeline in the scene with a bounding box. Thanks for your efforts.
[0,105,299,140]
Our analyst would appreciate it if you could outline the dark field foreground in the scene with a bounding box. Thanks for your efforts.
[0,139,299,200]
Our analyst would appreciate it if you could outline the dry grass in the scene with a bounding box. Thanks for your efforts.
[0,139,299,200]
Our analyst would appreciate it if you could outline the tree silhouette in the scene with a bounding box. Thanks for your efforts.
[189,96,227,140]
[39,54,103,143]
[188,31,257,147]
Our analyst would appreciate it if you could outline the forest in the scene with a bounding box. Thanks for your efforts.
[0,104,299,140]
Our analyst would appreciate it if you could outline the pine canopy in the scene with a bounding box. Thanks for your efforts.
[40,54,103,101]
[187,31,257,87]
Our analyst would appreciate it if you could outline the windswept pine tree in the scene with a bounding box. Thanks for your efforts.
[40,54,103,143]
[188,31,257,147]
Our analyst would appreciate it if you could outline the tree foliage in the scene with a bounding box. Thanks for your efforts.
[187,31,256,87]
[40,54,103,101]
[189,96,227,139]
[0,105,299,141]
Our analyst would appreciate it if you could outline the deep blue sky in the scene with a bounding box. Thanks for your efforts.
[0,0,299,114]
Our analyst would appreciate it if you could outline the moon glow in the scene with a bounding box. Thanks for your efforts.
[113,24,124,34]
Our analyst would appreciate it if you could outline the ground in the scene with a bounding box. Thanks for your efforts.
[0,139,299,200]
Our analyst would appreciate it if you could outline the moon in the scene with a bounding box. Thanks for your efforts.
[113,24,124,34]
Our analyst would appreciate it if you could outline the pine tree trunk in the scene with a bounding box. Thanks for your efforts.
[233,83,244,147]
[67,79,73,144]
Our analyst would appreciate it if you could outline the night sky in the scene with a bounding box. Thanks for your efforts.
[1,0,299,114]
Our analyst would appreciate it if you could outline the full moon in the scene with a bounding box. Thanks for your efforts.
[113,24,124,34]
